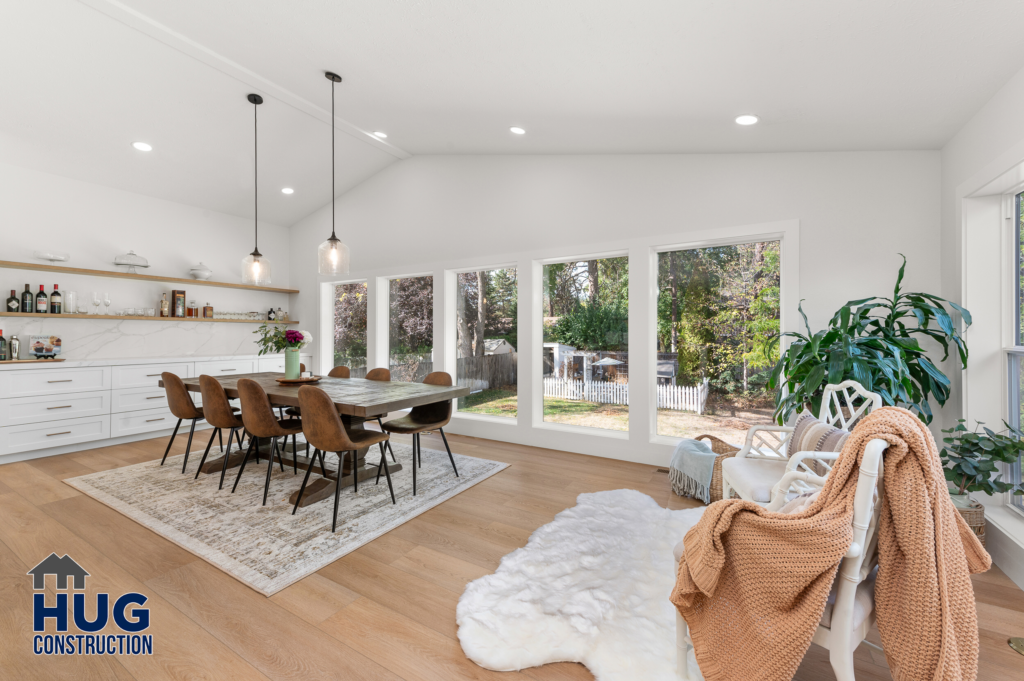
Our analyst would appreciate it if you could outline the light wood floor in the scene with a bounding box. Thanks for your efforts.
[0,431,1022,680]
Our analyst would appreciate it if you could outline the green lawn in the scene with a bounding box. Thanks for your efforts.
[459,389,518,417]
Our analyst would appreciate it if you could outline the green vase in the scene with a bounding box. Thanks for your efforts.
[284,348,301,379]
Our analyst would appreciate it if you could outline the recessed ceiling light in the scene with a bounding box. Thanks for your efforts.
[510,127,526,135]
[735,114,759,126]
[281,187,294,195]
[132,142,153,151]
[373,131,387,139]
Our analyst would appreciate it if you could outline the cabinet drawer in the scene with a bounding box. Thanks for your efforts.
[194,359,254,377]
[111,386,202,414]
[110,407,190,438]
[0,366,111,398]
[0,415,109,455]
[0,391,111,427]
[112,363,192,389]
[257,357,286,373]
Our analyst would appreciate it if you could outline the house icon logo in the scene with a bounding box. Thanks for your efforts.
[27,553,90,590]
[27,553,153,656]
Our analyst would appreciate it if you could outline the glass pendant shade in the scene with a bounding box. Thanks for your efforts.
[241,252,272,286]
[318,236,350,276]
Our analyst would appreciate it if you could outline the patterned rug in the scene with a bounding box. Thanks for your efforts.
[65,444,508,595]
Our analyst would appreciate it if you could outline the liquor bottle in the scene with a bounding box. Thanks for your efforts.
[49,284,62,314]
[268,307,276,321]
[6,290,18,313]
[9,335,19,360]
[160,293,169,318]
[0,329,6,361]
[21,284,32,312]
[36,285,48,313]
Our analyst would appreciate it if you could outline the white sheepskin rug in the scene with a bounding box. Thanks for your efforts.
[456,489,705,680]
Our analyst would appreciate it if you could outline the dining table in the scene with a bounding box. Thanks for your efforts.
[163,372,470,507]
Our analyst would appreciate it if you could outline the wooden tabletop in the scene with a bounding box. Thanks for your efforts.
[166,372,470,418]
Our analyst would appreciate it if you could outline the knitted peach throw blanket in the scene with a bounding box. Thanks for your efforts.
[670,407,991,681]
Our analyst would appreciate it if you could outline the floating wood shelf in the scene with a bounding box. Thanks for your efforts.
[0,260,299,294]
[0,312,297,325]
[0,358,66,364]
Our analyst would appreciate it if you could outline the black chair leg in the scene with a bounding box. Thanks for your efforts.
[181,419,198,473]
[412,434,418,496]
[375,442,386,484]
[277,438,285,472]
[219,427,237,490]
[231,436,258,493]
[218,428,224,452]
[377,418,397,462]
[352,450,359,493]
[439,428,459,477]
[291,433,298,474]
[160,419,183,466]
[193,428,219,478]
[292,449,318,515]
[379,442,396,504]
[317,449,327,476]
[235,428,244,451]
[332,451,346,532]
[263,437,278,506]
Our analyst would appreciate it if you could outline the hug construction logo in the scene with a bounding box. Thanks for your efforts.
[28,553,153,656]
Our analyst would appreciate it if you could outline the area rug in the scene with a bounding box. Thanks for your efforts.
[65,444,507,596]
[457,489,706,681]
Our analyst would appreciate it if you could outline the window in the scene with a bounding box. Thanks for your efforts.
[542,257,628,431]
[455,268,518,417]
[655,241,781,440]
[332,282,367,376]
[389,275,433,382]
[1012,192,1024,512]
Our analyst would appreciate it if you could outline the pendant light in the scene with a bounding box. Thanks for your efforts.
[242,93,272,286]
[317,71,350,276]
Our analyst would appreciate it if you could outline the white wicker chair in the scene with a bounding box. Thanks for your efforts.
[676,436,888,681]
[720,380,882,506]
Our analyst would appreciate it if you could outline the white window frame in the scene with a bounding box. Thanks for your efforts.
[650,232,788,445]
[446,262,520,425]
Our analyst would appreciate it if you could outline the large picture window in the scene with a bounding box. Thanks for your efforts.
[655,241,781,441]
[455,267,518,417]
[542,257,628,432]
[389,275,434,382]
[332,282,367,377]
[1012,192,1024,512]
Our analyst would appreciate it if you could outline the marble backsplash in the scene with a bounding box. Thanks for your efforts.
[1,316,266,360]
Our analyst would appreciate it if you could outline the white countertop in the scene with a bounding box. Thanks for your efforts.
[0,353,312,370]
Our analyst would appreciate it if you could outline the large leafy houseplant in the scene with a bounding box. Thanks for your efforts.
[768,256,971,424]
[940,420,1024,501]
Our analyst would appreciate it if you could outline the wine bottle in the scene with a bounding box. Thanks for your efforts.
[6,290,18,313]
[21,284,32,313]
[36,285,48,313]
[0,329,6,361]
[49,284,62,314]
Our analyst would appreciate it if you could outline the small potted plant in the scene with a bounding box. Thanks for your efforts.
[939,419,1024,544]
[254,324,312,379]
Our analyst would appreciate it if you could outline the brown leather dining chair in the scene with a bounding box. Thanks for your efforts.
[293,385,395,531]
[380,371,458,496]
[160,372,225,474]
[284,365,351,415]
[196,375,249,490]
[231,378,305,506]
[365,367,397,463]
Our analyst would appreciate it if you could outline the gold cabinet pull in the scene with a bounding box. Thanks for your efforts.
[146,396,163,399]
[47,405,73,410]
[46,431,72,436]
[145,418,165,423]
[47,379,72,383]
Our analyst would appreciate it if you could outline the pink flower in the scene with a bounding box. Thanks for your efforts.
[284,329,305,346]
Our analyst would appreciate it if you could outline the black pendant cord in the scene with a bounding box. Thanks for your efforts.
[330,78,337,241]
[253,100,259,254]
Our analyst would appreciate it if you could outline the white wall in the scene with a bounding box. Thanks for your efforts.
[291,151,941,367]
[0,161,294,359]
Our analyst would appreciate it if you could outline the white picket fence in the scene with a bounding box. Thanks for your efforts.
[542,377,709,414]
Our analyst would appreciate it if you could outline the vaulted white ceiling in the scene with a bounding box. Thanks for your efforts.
[2,0,1024,226]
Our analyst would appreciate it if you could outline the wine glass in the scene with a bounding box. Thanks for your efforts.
[103,293,111,315]
[92,292,101,315]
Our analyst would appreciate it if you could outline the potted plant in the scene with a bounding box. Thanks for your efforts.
[940,419,1024,506]
[254,325,312,379]
[767,256,970,424]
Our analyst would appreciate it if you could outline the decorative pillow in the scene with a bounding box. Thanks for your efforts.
[789,412,849,475]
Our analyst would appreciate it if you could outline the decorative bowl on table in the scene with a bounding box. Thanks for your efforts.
[275,376,322,385]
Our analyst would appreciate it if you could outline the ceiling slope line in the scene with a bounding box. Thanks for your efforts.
[76,0,412,160]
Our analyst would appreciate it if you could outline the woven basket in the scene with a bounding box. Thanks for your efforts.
[695,434,741,503]
[956,500,986,548]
